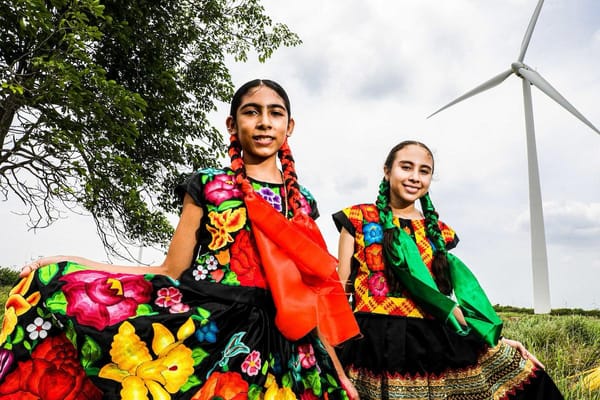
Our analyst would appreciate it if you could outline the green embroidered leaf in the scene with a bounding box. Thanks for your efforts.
[261,359,269,375]
[135,303,157,317]
[63,262,88,274]
[38,264,59,284]
[13,325,25,344]
[45,292,68,315]
[23,340,31,351]
[181,374,202,392]
[192,347,209,366]
[217,199,243,211]
[248,384,262,400]
[81,335,103,367]
[85,366,100,377]
[221,271,240,286]
[282,372,292,387]
[303,369,322,396]
[195,307,211,320]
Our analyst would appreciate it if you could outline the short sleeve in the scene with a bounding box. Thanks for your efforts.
[439,220,459,251]
[299,185,320,220]
[332,207,358,237]
[175,171,206,206]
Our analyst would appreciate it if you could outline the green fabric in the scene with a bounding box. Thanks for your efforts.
[384,220,503,346]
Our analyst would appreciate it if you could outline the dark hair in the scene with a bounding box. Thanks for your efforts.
[229,79,291,122]
[378,140,453,295]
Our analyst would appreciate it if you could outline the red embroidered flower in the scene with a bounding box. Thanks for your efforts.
[229,230,266,288]
[191,371,249,400]
[205,173,243,206]
[368,272,389,297]
[365,244,385,271]
[60,271,153,331]
[362,205,380,222]
[0,333,102,400]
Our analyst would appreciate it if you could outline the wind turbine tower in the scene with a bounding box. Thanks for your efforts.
[428,0,600,314]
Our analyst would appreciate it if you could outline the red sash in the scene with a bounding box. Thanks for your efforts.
[244,191,359,346]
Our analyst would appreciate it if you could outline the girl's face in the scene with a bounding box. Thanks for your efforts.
[384,144,433,208]
[226,85,294,165]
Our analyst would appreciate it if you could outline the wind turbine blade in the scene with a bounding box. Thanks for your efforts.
[518,0,545,62]
[427,69,513,118]
[518,67,600,135]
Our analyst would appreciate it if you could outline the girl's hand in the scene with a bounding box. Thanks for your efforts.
[20,256,66,277]
[501,337,545,369]
[339,374,360,400]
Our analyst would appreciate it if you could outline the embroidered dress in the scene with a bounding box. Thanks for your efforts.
[0,168,350,400]
[332,204,564,400]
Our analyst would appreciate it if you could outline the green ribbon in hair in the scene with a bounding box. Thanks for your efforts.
[380,207,503,346]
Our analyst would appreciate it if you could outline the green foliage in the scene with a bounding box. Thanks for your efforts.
[0,0,301,258]
[500,312,600,399]
[0,267,18,285]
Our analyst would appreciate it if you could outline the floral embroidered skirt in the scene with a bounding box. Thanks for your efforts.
[0,261,350,399]
[337,312,564,400]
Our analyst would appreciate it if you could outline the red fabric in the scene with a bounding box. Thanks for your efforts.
[244,192,359,346]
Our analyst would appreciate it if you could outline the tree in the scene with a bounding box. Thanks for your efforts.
[0,0,301,258]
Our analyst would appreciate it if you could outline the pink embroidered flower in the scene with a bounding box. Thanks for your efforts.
[297,343,316,369]
[299,391,319,400]
[368,272,389,297]
[241,350,261,376]
[155,287,184,308]
[169,302,190,314]
[60,271,152,331]
[298,195,312,215]
[205,174,243,206]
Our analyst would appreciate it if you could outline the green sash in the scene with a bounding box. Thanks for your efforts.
[386,226,503,346]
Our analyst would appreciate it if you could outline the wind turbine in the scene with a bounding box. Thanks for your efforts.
[428,0,600,314]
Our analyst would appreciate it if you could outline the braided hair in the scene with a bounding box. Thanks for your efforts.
[227,79,305,217]
[377,141,453,295]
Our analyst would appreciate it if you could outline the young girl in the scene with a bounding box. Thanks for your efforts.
[1,79,359,399]
[333,140,564,399]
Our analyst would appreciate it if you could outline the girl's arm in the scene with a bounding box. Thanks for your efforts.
[317,329,359,400]
[20,194,203,280]
[337,227,355,293]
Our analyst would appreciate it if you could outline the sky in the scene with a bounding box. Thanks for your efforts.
[1,0,599,310]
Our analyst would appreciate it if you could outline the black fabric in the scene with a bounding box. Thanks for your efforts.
[337,312,486,375]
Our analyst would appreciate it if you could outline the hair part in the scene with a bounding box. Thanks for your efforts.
[229,79,291,123]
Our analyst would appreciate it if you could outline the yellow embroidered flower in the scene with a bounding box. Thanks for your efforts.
[264,373,297,400]
[0,273,41,345]
[99,318,196,400]
[206,208,246,250]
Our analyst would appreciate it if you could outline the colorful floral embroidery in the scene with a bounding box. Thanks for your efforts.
[191,371,249,400]
[241,350,262,376]
[60,270,152,331]
[256,187,283,211]
[363,222,383,245]
[229,229,266,288]
[368,272,389,297]
[205,173,243,206]
[298,343,316,369]
[0,333,102,399]
[206,208,247,250]
[98,319,196,400]
[0,273,41,345]
[196,321,219,343]
[26,317,51,341]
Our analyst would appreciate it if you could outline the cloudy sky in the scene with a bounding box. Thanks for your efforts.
[2,0,599,310]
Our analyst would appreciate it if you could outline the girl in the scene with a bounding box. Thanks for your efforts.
[1,79,359,399]
[333,140,564,399]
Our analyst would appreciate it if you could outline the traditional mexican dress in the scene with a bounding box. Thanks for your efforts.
[0,168,352,400]
[332,204,564,400]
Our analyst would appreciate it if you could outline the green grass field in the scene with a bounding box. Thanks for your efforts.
[1,267,599,399]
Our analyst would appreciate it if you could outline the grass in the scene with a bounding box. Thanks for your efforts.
[0,268,598,399]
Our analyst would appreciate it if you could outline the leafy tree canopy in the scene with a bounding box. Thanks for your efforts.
[0,0,301,258]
